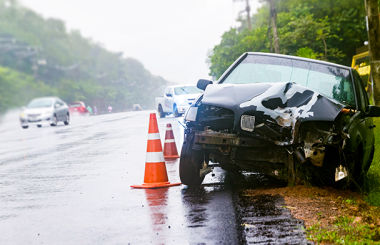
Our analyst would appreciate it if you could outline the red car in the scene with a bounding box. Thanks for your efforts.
[68,101,90,116]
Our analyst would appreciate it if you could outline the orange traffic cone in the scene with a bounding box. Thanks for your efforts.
[163,123,180,159]
[131,113,181,189]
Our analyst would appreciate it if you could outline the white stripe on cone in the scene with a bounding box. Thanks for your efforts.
[165,139,175,143]
[147,133,161,140]
[166,127,172,130]
[145,152,165,163]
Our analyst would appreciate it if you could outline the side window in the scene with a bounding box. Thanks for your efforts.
[353,70,369,112]
[169,88,173,96]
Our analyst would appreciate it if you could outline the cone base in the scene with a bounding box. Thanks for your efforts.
[164,155,180,159]
[130,182,181,189]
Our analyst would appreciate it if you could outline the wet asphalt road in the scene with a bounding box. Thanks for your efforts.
[0,111,240,244]
[0,110,309,244]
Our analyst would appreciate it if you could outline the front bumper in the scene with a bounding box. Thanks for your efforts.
[20,114,54,126]
[194,130,288,164]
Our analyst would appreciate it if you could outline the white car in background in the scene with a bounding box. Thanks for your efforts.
[155,85,202,117]
[20,97,70,129]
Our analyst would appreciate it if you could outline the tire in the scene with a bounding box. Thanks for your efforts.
[64,114,70,125]
[335,147,364,190]
[173,104,181,117]
[22,126,29,129]
[179,133,205,186]
[37,125,42,128]
[50,115,58,126]
[158,105,165,118]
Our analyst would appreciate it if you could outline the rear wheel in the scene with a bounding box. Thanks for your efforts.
[179,133,205,186]
[50,115,58,126]
[37,125,42,128]
[22,125,29,129]
[158,105,165,118]
[64,114,70,125]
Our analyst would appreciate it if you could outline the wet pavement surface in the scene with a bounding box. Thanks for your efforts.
[0,110,309,244]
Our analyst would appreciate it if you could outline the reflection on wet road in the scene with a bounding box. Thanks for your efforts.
[0,111,308,244]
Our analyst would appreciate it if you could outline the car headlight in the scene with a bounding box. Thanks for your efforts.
[241,115,255,132]
[20,113,26,118]
[185,107,198,121]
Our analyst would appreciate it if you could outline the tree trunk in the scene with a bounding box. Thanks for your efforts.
[269,0,280,53]
[246,0,251,30]
[268,16,273,53]
[365,0,380,106]
[322,37,327,61]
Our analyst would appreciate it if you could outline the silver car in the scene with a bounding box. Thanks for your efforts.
[20,97,70,129]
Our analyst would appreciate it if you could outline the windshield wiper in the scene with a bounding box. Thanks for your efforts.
[180,87,189,94]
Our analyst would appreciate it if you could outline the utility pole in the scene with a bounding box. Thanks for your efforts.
[365,0,380,105]
[269,0,280,53]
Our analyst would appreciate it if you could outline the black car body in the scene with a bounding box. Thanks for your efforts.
[179,52,380,187]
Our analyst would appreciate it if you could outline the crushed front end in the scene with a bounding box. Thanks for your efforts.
[183,82,353,181]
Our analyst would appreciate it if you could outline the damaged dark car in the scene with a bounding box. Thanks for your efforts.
[179,52,380,188]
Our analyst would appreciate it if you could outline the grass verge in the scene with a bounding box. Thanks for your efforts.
[307,197,380,244]
[364,117,380,207]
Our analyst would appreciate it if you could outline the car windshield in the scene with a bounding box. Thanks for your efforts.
[70,103,83,108]
[221,55,355,106]
[174,86,202,95]
[27,99,53,108]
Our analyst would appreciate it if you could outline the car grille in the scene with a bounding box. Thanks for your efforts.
[27,114,41,117]
[198,105,234,132]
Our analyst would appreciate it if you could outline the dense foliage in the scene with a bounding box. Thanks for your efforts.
[209,0,367,79]
[0,0,169,113]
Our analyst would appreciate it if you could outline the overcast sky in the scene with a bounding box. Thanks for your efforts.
[20,0,262,84]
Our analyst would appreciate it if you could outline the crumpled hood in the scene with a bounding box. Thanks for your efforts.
[201,82,345,143]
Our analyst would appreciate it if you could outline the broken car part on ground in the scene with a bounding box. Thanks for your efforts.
[179,52,380,188]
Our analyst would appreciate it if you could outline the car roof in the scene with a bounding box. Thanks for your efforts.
[30,97,59,101]
[245,52,351,70]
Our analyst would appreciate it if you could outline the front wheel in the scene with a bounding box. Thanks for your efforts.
[173,104,181,117]
[179,133,205,186]
[64,114,70,125]
[335,148,364,190]
[50,115,58,126]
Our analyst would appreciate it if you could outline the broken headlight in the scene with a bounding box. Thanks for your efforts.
[185,107,198,121]
[241,115,255,132]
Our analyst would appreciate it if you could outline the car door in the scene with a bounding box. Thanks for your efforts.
[352,70,375,168]
[55,100,64,121]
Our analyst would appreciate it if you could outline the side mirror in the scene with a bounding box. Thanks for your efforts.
[197,79,213,90]
[367,105,380,117]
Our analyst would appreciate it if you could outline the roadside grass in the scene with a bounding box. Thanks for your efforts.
[306,196,380,244]
[307,215,380,244]
[364,117,380,207]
